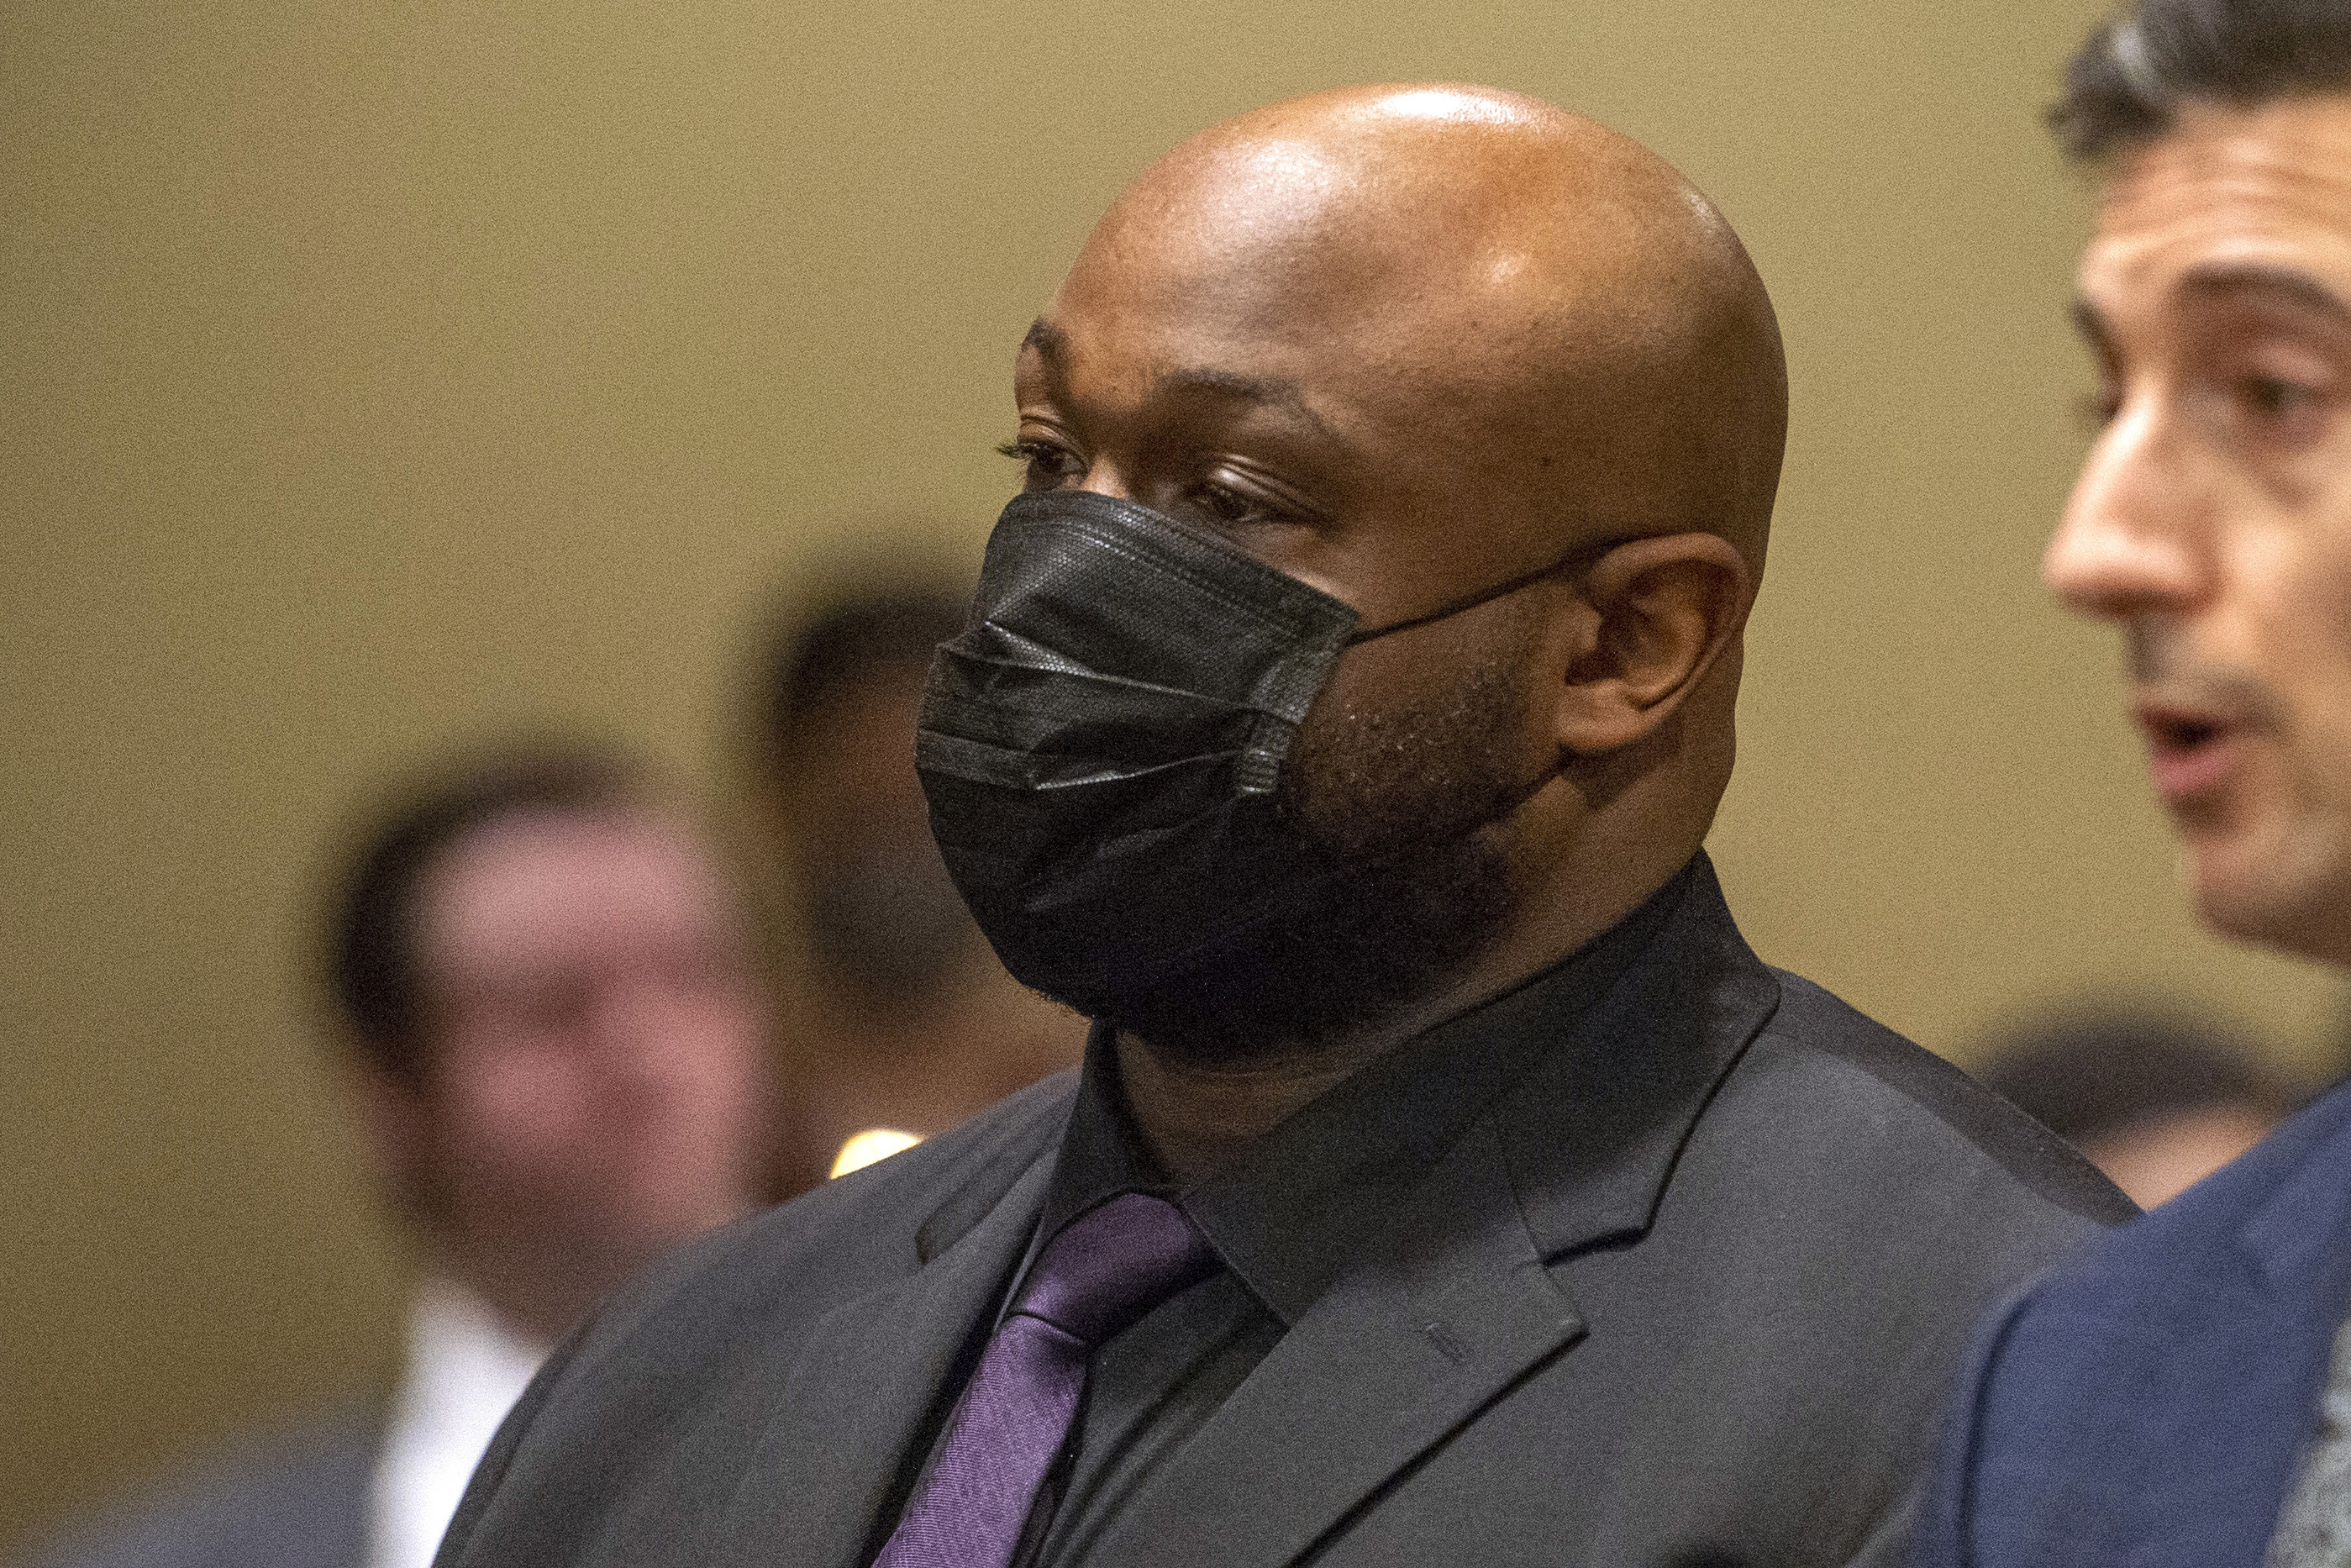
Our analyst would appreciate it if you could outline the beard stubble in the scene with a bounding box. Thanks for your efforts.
[1097,623,1544,1066]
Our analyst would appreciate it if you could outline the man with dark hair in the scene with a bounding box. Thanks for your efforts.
[747,583,1081,1196]
[1975,1009,2290,1208]
[433,87,2126,1568]
[1915,3,2351,1564]
[27,746,772,1568]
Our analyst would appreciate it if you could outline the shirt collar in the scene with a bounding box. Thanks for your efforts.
[1033,1039,1179,1244]
[1034,855,1703,1326]
[385,1276,550,1444]
[369,1279,552,1568]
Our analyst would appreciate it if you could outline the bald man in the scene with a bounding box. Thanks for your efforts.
[431,87,2127,1568]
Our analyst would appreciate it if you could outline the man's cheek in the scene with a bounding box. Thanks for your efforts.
[2283,700,2351,839]
[463,1055,595,1167]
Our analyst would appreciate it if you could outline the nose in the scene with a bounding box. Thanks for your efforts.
[1077,460,1133,502]
[2044,393,2206,622]
[587,952,754,1101]
[583,974,693,1106]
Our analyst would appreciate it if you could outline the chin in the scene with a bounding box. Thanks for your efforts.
[2185,831,2351,966]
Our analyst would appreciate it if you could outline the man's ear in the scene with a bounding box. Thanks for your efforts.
[1551,532,1752,753]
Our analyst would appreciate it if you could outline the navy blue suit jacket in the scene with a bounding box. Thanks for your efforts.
[1917,1076,2351,1568]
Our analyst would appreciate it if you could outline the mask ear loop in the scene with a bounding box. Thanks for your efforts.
[1345,535,1630,646]
[1291,536,1635,855]
[1335,534,1645,827]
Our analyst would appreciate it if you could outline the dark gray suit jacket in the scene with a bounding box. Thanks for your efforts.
[18,1410,372,1568]
[435,866,2131,1568]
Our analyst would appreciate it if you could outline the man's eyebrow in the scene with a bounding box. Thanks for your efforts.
[1014,334,1346,447]
[1021,318,1068,363]
[2176,261,2351,327]
[1149,366,1343,445]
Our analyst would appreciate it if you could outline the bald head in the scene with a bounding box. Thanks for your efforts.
[994,87,1786,1062]
[1037,85,1786,592]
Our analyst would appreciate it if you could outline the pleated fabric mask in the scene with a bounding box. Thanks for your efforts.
[918,486,1586,1019]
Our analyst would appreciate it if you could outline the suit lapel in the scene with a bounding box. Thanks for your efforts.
[1502,857,1781,1260]
[1082,1118,1583,1568]
[1085,856,1778,1568]
[706,859,1772,1568]
[712,1151,1056,1568]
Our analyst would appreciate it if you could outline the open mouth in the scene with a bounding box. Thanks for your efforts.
[2135,702,2243,802]
[2145,713,2224,753]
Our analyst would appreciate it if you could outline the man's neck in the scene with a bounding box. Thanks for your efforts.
[1112,1031,1385,1187]
[442,1245,597,1346]
[1112,943,1560,1184]
[1112,826,1701,1186]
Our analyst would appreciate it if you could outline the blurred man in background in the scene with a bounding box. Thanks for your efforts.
[1915,3,2351,1564]
[25,746,772,1568]
[1975,1007,2291,1207]
[746,581,1081,1195]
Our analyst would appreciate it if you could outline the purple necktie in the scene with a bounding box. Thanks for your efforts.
[873,1192,1215,1568]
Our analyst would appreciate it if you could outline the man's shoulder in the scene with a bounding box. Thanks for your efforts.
[21,1406,376,1568]
[1916,1076,2351,1568]
[2003,1074,2351,1343]
[497,1066,1076,1442]
[573,1066,1079,1369]
[434,1071,1076,1567]
[1747,969,2137,1232]
[1556,860,2126,1241]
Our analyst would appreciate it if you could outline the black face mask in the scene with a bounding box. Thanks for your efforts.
[915,487,1573,1029]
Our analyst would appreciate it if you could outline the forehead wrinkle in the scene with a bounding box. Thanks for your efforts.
[2097,108,2351,271]
[2176,261,2351,326]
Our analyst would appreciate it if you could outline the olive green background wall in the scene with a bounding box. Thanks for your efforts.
[5,0,2341,1550]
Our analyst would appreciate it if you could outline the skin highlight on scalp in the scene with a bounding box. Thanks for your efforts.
[1067,84,1788,581]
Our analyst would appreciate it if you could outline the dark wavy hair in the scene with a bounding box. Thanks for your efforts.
[1975,1010,2293,1143]
[2054,0,2351,162]
[749,583,968,783]
[323,744,647,1079]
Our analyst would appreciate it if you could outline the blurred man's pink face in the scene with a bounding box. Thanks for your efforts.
[410,808,768,1278]
[2049,96,2351,963]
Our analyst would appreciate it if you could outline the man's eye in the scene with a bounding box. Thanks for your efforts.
[1189,481,1273,528]
[995,439,1084,489]
[2243,376,2316,417]
[2225,371,2334,453]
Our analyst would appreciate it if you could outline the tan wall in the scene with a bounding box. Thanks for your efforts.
[7,0,2342,1550]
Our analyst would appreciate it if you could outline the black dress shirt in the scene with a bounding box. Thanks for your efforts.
[935,858,1704,1567]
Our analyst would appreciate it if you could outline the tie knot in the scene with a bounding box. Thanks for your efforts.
[1012,1192,1215,1346]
